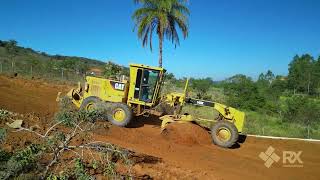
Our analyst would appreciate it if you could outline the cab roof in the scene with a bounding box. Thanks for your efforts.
[129,63,166,72]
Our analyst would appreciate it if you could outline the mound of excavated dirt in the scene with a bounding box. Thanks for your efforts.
[162,123,211,146]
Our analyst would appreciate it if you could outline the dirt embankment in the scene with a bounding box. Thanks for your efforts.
[0,75,320,180]
[0,76,70,118]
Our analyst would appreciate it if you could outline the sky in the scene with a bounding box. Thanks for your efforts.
[0,0,320,80]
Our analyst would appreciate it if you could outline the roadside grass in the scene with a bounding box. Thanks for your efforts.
[244,111,320,139]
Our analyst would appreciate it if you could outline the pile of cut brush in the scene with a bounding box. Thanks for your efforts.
[0,106,161,179]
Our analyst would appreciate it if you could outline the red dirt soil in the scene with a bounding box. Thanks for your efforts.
[1,75,320,180]
[162,123,212,146]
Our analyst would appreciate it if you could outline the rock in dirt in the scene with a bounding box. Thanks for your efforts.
[6,120,23,129]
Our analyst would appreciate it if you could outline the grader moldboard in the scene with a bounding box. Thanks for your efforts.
[60,64,245,148]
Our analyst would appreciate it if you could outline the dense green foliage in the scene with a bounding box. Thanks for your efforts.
[165,54,320,138]
[132,0,189,67]
[0,144,42,179]
[283,96,320,125]
[104,61,129,78]
[73,159,94,180]
[288,54,320,94]
[223,74,265,111]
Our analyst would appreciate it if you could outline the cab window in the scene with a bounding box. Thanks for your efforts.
[134,69,159,102]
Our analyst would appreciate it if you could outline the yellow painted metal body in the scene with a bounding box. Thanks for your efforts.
[67,64,166,115]
[213,103,245,133]
[64,64,245,134]
[160,79,245,133]
[70,76,129,108]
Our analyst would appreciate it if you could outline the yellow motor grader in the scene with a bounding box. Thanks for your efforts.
[60,64,245,148]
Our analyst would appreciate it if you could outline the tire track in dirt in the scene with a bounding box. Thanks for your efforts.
[1,75,319,180]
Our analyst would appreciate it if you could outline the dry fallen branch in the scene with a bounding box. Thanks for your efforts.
[12,120,64,138]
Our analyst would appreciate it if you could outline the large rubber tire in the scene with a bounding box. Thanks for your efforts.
[80,96,101,111]
[211,121,239,148]
[107,103,132,127]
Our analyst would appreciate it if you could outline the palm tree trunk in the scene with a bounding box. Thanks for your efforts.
[158,32,163,67]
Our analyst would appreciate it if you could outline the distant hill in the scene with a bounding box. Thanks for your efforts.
[0,39,106,78]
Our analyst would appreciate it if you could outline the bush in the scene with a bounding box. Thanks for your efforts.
[54,97,109,127]
[0,144,42,179]
[73,159,93,180]
[223,75,266,111]
[190,78,214,100]
[0,150,12,162]
[283,96,320,125]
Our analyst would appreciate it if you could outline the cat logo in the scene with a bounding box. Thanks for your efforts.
[197,101,204,105]
[114,83,125,91]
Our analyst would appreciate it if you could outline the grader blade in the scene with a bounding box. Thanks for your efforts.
[159,114,194,131]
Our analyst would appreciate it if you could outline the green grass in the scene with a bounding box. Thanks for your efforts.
[243,111,320,139]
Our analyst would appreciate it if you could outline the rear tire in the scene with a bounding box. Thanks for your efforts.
[211,121,239,148]
[107,103,132,127]
[80,96,101,111]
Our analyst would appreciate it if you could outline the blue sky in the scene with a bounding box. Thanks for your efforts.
[1,0,319,80]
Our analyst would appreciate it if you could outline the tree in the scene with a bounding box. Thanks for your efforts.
[60,59,76,70]
[164,72,175,81]
[257,70,275,92]
[313,57,320,96]
[75,61,89,75]
[4,40,18,55]
[190,78,214,99]
[29,58,40,76]
[223,74,265,111]
[270,76,287,96]
[288,54,315,94]
[104,61,122,78]
[4,40,19,72]
[132,0,189,67]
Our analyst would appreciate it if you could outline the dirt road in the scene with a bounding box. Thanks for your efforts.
[1,75,319,180]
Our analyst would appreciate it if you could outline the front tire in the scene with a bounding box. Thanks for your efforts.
[211,121,239,148]
[107,103,132,127]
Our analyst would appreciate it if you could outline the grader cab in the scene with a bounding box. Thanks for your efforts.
[62,63,246,148]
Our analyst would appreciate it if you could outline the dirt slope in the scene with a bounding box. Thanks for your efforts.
[0,75,319,180]
[0,76,70,118]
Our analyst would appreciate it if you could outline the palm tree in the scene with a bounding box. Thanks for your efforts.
[132,0,189,67]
